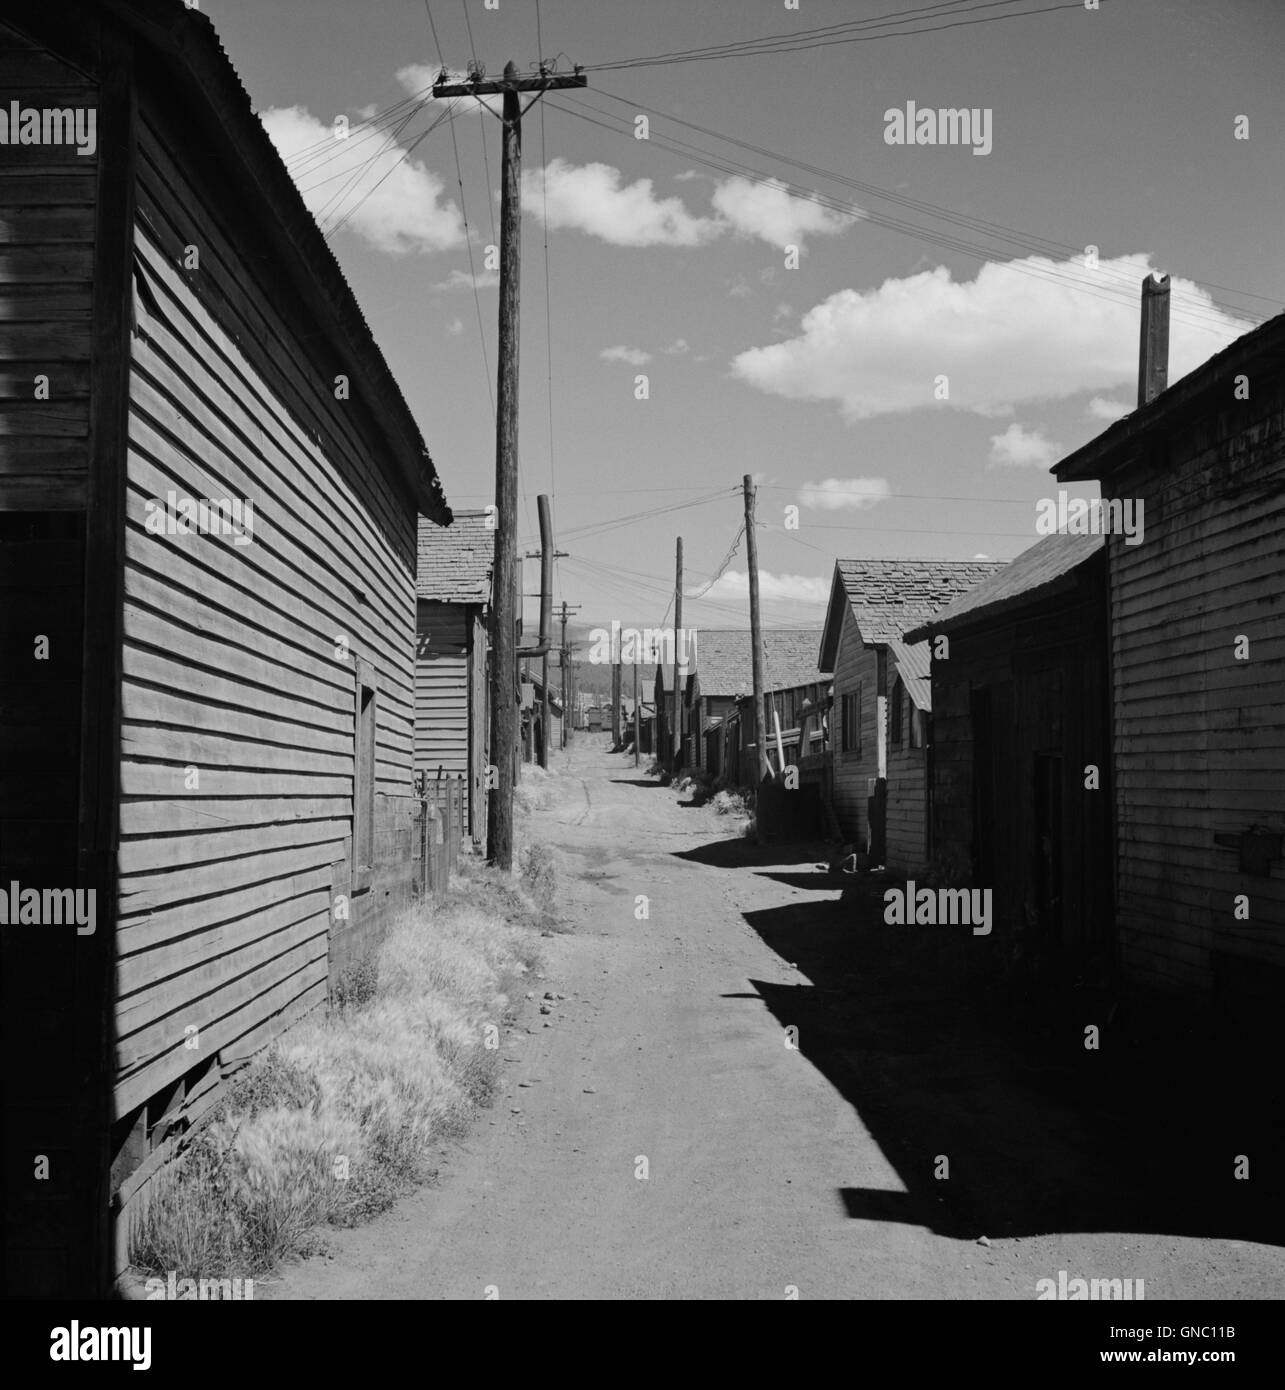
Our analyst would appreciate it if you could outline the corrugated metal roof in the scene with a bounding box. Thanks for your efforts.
[417,511,493,603]
[887,639,932,711]
[903,532,1103,640]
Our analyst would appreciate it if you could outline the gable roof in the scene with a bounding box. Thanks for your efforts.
[76,0,451,523]
[684,628,829,701]
[417,512,493,603]
[819,558,1008,668]
[904,532,1104,641]
[1054,310,1285,484]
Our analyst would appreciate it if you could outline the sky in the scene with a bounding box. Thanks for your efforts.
[211,0,1284,643]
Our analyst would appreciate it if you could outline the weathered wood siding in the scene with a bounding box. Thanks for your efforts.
[886,686,928,868]
[114,95,419,1151]
[832,606,880,845]
[929,571,1111,964]
[0,24,97,508]
[1106,380,1285,1003]
[415,600,469,779]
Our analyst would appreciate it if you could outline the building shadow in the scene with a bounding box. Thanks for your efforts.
[673,838,829,870]
[737,884,1284,1247]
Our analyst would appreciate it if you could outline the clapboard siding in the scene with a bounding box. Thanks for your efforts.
[1107,379,1285,1000]
[0,26,96,509]
[113,102,420,1122]
[886,722,927,867]
[415,600,469,780]
[832,605,879,844]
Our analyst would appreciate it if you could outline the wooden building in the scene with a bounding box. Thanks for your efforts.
[818,560,1004,868]
[686,628,827,777]
[415,512,490,847]
[1052,311,1285,1015]
[905,533,1112,968]
[0,1,452,1295]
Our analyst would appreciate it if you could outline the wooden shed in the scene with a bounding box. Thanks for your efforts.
[0,0,452,1295]
[415,512,491,848]
[905,533,1112,968]
[1052,311,1285,1016]
[818,559,1005,868]
[687,628,827,778]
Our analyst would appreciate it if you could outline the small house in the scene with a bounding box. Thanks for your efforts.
[0,0,451,1294]
[906,533,1111,967]
[818,560,1005,868]
[1052,308,1285,1017]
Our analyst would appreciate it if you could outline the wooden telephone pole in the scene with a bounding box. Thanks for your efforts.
[743,475,769,782]
[671,537,683,772]
[433,61,586,869]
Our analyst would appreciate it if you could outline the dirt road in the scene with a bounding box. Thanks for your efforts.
[263,740,1284,1300]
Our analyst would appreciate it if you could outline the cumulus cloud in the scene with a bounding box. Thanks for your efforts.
[711,176,856,250]
[989,423,1062,468]
[731,253,1252,422]
[701,568,831,607]
[663,338,690,355]
[525,158,719,247]
[798,478,891,510]
[261,104,463,255]
[601,345,652,365]
[434,267,499,292]
[1087,395,1131,422]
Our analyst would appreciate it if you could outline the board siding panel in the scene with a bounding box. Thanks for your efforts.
[1107,382,1285,1003]
[886,736,928,869]
[0,25,97,510]
[832,606,880,845]
[113,105,419,1130]
[415,601,471,823]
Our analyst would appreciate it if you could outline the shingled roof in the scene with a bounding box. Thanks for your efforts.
[819,558,1008,668]
[686,628,829,701]
[417,512,493,604]
[887,639,932,712]
[903,532,1103,641]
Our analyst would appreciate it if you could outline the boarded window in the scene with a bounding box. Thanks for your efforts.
[910,706,926,749]
[842,684,863,755]
[354,666,377,872]
[890,678,904,745]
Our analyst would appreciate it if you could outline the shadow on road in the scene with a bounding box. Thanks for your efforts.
[673,838,828,870]
[733,880,1283,1248]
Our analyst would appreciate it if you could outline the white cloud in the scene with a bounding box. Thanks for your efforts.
[700,568,831,607]
[1087,395,1131,422]
[973,552,992,560]
[663,338,690,355]
[447,318,464,336]
[261,104,463,255]
[989,422,1062,469]
[601,345,652,366]
[731,253,1252,422]
[434,267,499,292]
[525,158,719,247]
[711,176,856,250]
[798,478,891,511]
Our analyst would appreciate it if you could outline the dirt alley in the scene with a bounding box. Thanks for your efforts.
[262,738,1285,1300]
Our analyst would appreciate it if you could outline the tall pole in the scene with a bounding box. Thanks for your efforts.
[433,63,586,868]
[744,475,769,782]
[560,601,569,748]
[672,537,683,772]
[632,660,640,767]
[611,655,622,749]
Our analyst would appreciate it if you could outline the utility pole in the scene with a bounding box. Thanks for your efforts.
[744,475,769,782]
[632,660,640,767]
[557,600,581,748]
[611,656,622,749]
[672,536,683,773]
[434,60,586,870]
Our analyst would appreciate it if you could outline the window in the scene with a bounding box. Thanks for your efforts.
[890,678,903,745]
[354,661,377,875]
[910,707,927,749]
[842,684,863,755]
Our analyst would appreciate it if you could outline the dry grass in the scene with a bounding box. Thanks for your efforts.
[131,864,543,1281]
